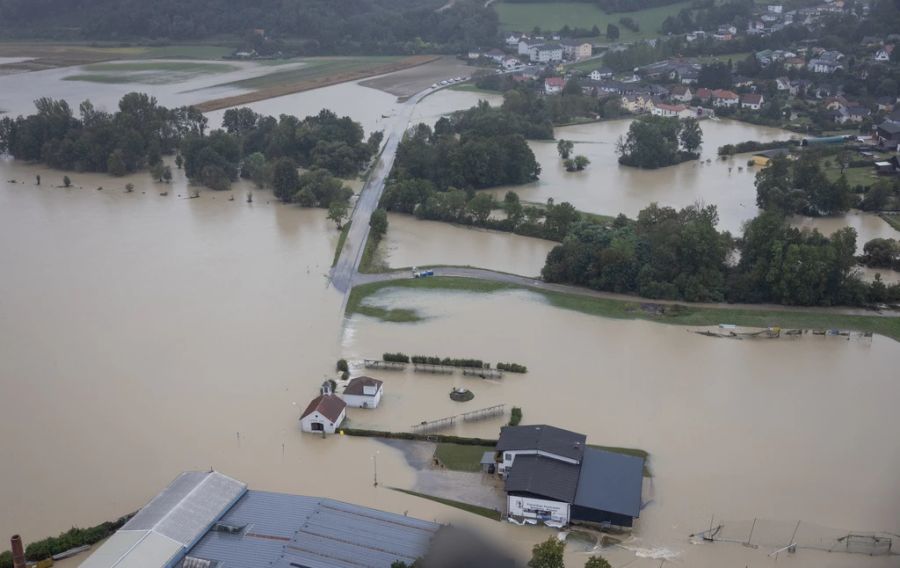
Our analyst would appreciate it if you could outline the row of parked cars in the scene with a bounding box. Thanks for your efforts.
[431,76,469,88]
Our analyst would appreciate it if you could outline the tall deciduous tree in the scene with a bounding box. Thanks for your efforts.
[272,157,299,202]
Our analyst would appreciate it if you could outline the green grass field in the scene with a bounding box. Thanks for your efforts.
[347,276,900,341]
[434,444,494,472]
[880,213,900,231]
[223,56,404,89]
[493,1,691,40]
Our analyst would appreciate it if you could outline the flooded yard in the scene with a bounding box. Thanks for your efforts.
[378,213,554,276]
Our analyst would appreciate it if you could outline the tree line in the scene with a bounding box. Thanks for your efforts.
[0,94,206,175]
[0,0,498,55]
[755,153,853,216]
[474,80,625,128]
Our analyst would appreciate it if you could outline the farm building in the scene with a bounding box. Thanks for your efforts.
[750,148,791,166]
[496,425,644,528]
[342,376,384,408]
[299,393,346,433]
[79,471,440,568]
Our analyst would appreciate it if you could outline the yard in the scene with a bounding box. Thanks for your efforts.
[434,443,495,472]
[493,1,691,41]
[64,61,238,84]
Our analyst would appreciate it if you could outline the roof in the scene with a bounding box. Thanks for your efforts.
[741,93,763,103]
[300,394,346,421]
[185,491,439,568]
[496,425,586,461]
[545,77,566,86]
[343,376,383,396]
[878,121,900,134]
[504,455,581,502]
[573,448,644,518]
[80,471,247,568]
[712,89,739,100]
[480,451,496,466]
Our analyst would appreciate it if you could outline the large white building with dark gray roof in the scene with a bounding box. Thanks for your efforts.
[496,425,645,528]
[79,471,439,568]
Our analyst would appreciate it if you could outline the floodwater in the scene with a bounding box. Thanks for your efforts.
[378,213,554,276]
[344,286,900,567]
[791,210,899,253]
[483,119,894,243]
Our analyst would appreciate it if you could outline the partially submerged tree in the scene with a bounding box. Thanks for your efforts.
[528,537,564,568]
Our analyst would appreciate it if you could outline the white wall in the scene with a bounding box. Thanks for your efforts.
[499,449,578,474]
[507,495,570,524]
[342,389,382,409]
[300,409,346,433]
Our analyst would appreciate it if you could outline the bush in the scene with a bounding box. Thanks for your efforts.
[336,358,348,373]
[383,352,410,363]
[410,355,486,368]
[19,516,130,561]
[509,407,523,426]
[497,362,527,373]
[341,371,350,381]
[341,428,498,446]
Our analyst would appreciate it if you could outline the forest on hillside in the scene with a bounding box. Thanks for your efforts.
[0,0,498,54]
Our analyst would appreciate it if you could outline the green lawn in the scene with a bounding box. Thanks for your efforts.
[346,276,900,341]
[880,213,900,232]
[390,488,502,521]
[434,443,494,472]
[222,56,404,89]
[493,1,691,40]
[134,44,236,60]
[332,221,352,268]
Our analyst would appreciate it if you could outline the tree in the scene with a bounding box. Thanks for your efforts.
[62,175,71,188]
[606,23,620,40]
[162,166,173,183]
[327,200,349,230]
[679,118,702,154]
[175,154,184,169]
[150,162,166,182]
[107,151,127,176]
[467,193,495,222]
[503,191,524,225]
[241,152,268,188]
[528,537,564,568]
[573,155,590,171]
[201,165,230,191]
[557,139,574,160]
[585,556,611,568]
[370,208,388,239]
[272,157,299,202]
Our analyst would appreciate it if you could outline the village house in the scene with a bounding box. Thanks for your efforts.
[694,87,713,103]
[711,89,740,107]
[589,66,614,81]
[874,44,894,62]
[518,39,542,57]
[530,43,564,63]
[651,102,694,118]
[299,393,346,433]
[502,56,521,70]
[485,48,506,63]
[784,56,806,70]
[669,85,692,102]
[544,76,566,94]
[741,93,764,110]
[342,376,384,408]
[808,50,844,73]
[496,425,644,527]
[506,32,526,46]
[876,97,896,112]
[775,77,791,92]
[560,39,592,60]
[621,93,652,113]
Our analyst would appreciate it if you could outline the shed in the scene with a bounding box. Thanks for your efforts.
[481,451,497,473]
[342,376,384,408]
[299,393,346,433]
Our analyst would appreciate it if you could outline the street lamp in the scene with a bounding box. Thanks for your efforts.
[372,451,379,487]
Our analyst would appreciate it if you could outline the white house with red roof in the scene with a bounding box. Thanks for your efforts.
[342,376,384,409]
[299,394,347,433]
[740,93,764,110]
[544,77,566,94]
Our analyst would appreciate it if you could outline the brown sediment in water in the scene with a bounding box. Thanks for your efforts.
[193,55,441,112]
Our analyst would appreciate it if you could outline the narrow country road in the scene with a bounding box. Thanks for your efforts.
[353,266,900,319]
[330,85,439,294]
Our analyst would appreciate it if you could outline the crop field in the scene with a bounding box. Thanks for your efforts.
[0,42,234,73]
[64,61,239,84]
[493,1,691,40]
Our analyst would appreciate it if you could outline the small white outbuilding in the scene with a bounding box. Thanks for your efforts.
[342,376,383,409]
[299,394,346,433]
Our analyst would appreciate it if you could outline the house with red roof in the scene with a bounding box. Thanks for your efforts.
[740,93,764,110]
[299,394,347,434]
[711,89,739,107]
[544,77,567,94]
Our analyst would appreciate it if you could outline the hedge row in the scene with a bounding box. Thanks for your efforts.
[718,139,797,156]
[383,352,410,363]
[0,515,131,567]
[341,427,498,446]
[381,353,528,372]
[496,363,527,373]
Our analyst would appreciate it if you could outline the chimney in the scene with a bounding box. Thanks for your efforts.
[11,535,26,568]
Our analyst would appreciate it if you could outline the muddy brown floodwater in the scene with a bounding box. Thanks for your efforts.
[344,286,900,567]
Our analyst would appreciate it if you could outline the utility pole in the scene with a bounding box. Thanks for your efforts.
[373,451,379,487]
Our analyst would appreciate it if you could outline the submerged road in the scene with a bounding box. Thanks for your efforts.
[330,85,440,294]
[354,266,900,318]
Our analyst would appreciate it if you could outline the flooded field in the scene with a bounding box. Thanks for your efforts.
[378,213,554,276]
[344,286,900,567]
[791,210,900,253]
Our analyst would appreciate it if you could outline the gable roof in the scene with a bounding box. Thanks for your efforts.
[496,425,586,461]
[344,376,383,396]
[574,448,644,518]
[81,471,247,568]
[300,394,346,421]
[741,93,763,104]
[504,455,581,502]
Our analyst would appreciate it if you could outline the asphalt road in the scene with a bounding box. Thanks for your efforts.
[330,86,437,294]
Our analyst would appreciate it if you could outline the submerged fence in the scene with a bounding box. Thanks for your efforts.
[691,517,895,559]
